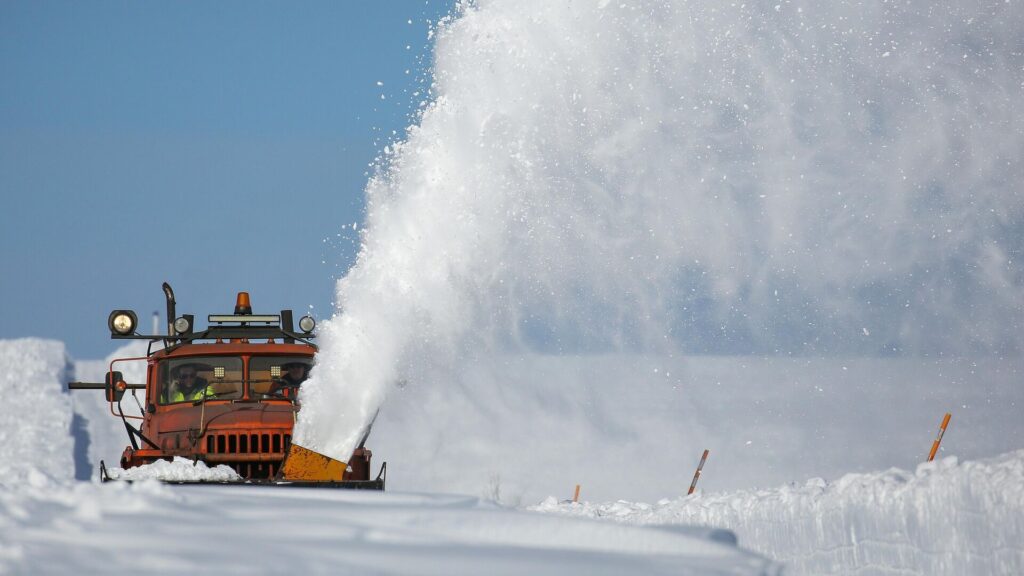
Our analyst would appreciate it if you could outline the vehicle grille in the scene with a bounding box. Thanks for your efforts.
[204,432,291,480]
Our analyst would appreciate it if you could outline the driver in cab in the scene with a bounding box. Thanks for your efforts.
[270,362,308,399]
[164,364,215,403]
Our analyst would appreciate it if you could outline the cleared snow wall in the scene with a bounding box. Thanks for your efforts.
[533,451,1024,576]
[0,339,74,486]
[296,0,1024,463]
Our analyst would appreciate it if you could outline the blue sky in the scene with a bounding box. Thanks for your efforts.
[1,1,455,358]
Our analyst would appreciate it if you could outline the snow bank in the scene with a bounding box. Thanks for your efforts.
[532,450,1024,576]
[0,339,74,487]
[104,456,240,482]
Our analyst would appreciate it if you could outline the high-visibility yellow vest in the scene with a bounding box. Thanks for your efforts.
[168,386,215,403]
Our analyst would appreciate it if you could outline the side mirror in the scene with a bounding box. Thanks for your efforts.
[105,371,127,402]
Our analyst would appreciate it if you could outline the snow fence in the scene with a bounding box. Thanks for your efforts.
[533,451,1024,576]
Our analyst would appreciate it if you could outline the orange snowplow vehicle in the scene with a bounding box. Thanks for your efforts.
[69,283,384,489]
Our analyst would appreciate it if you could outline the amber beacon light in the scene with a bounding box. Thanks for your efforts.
[234,291,252,315]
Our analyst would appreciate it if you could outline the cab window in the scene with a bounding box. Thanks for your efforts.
[249,356,313,400]
[157,357,244,405]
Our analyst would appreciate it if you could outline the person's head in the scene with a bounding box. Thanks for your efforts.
[283,363,307,380]
[175,365,199,386]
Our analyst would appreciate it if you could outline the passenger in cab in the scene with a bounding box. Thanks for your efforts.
[270,362,308,398]
[164,364,216,403]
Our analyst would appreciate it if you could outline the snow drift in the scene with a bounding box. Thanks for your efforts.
[295,0,1024,467]
[533,450,1024,576]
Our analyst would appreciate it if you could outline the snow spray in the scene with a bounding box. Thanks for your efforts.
[294,1,1024,464]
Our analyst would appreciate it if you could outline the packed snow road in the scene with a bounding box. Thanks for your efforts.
[0,478,778,575]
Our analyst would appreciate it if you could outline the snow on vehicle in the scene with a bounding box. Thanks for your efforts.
[68,283,384,488]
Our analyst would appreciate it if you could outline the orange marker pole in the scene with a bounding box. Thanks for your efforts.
[688,449,710,495]
[927,412,952,462]
[573,484,581,503]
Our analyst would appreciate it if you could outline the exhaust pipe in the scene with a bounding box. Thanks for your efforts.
[162,282,176,337]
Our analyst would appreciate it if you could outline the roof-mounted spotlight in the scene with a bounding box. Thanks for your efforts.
[173,315,193,335]
[108,310,138,336]
[298,315,316,334]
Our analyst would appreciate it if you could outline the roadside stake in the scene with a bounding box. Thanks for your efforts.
[573,484,581,503]
[927,412,952,462]
[688,449,710,495]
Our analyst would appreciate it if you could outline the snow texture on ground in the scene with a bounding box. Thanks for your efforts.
[0,480,778,575]
[532,451,1024,576]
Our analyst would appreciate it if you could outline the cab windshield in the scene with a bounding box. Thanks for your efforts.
[157,356,244,405]
[156,355,313,404]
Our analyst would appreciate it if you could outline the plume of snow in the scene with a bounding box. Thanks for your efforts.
[295,0,1024,462]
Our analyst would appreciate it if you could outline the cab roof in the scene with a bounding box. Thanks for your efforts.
[152,341,316,360]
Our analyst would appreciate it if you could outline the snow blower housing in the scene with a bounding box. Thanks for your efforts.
[68,283,384,489]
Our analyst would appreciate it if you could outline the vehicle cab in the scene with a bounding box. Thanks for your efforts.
[76,283,377,485]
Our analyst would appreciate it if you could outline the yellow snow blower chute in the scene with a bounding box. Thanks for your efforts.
[278,444,348,482]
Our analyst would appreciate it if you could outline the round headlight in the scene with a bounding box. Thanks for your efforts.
[108,310,137,336]
[173,316,191,334]
[298,315,316,333]
[112,314,134,334]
